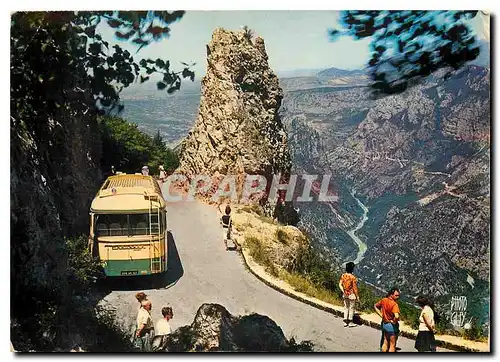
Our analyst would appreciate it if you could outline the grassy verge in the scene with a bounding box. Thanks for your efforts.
[277,269,342,306]
[245,235,278,277]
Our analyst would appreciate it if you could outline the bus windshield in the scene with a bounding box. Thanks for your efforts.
[95,214,160,236]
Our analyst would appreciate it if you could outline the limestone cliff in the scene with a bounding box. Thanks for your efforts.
[177,28,293,212]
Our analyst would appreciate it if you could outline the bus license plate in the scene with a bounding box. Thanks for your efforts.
[121,271,138,276]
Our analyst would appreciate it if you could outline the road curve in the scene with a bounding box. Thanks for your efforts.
[100,199,450,352]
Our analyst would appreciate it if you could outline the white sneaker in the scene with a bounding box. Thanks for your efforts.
[348,323,357,328]
[343,322,349,327]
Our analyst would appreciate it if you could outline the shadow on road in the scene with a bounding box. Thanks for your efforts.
[97,231,184,291]
[162,230,184,289]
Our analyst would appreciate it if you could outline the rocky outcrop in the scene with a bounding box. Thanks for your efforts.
[231,207,310,274]
[177,28,295,220]
[154,303,313,352]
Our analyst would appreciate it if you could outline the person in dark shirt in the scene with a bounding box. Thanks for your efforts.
[219,204,232,251]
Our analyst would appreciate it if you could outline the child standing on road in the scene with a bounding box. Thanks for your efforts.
[219,204,232,251]
[152,306,174,351]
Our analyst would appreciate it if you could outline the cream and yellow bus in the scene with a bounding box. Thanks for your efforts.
[88,174,167,276]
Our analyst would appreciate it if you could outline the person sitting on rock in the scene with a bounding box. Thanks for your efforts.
[157,165,168,192]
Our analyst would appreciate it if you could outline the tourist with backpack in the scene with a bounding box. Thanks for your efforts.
[338,261,359,327]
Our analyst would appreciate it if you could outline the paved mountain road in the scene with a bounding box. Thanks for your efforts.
[101,199,450,352]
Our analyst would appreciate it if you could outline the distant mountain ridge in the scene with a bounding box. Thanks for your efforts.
[275,68,326,78]
[317,67,366,78]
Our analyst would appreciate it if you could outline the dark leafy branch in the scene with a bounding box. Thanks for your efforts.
[79,11,195,109]
[12,11,195,115]
[329,11,481,95]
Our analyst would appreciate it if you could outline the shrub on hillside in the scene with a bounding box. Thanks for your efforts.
[11,235,133,351]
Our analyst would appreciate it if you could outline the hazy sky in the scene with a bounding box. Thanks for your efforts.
[99,11,371,76]
[98,11,488,78]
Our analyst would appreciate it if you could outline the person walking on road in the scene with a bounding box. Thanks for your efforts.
[135,300,155,351]
[415,296,438,352]
[158,165,167,186]
[158,165,167,181]
[219,204,233,251]
[375,287,401,352]
[339,261,359,327]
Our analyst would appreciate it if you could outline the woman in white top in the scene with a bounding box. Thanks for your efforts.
[414,296,437,352]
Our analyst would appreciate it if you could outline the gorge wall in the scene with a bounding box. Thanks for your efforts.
[282,64,490,324]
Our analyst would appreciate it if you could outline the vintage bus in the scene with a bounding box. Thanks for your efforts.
[89,174,167,276]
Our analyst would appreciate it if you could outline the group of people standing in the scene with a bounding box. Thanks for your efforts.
[339,262,438,352]
[141,164,168,182]
[133,292,173,352]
